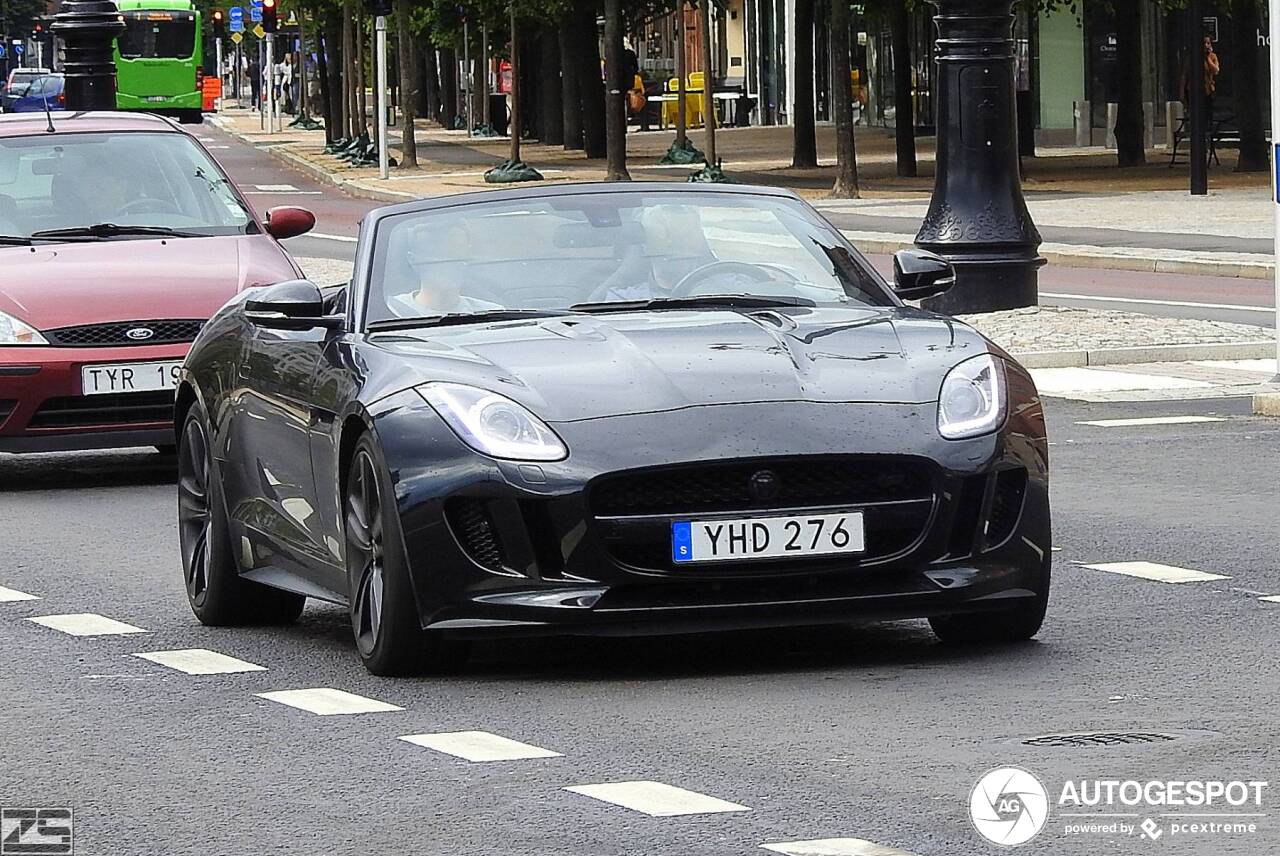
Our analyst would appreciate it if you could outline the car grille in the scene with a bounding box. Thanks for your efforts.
[591,458,935,517]
[28,390,175,430]
[42,319,204,347]
[588,457,938,575]
[941,467,1029,560]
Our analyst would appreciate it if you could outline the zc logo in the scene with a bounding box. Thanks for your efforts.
[1,808,73,855]
[969,768,1049,847]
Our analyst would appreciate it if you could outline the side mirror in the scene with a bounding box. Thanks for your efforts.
[892,248,956,301]
[264,206,316,240]
[245,279,343,331]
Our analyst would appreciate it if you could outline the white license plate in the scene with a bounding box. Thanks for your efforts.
[81,361,183,395]
[144,96,169,102]
[672,511,865,564]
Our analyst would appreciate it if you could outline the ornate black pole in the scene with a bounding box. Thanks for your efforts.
[51,0,125,111]
[917,0,1043,314]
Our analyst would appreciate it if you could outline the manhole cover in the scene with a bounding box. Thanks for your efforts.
[1023,731,1182,748]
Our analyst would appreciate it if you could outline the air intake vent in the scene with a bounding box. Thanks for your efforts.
[446,498,505,572]
[985,468,1028,549]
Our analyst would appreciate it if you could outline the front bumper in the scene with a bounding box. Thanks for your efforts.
[0,343,189,452]
[372,391,1051,638]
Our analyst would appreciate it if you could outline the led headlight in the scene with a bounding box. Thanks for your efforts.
[938,354,1007,440]
[417,382,567,461]
[0,310,48,346]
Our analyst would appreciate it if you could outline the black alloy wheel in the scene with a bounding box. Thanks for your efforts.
[177,402,306,625]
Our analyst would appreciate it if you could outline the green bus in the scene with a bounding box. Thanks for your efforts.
[114,0,205,124]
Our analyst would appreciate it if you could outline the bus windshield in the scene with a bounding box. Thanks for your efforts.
[119,11,196,59]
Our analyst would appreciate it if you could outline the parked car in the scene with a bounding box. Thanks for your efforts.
[0,110,315,453]
[1,68,52,112]
[4,73,65,113]
[177,183,1052,676]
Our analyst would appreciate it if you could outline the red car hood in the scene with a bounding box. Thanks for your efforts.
[0,234,300,329]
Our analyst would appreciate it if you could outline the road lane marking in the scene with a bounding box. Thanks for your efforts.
[256,687,403,715]
[399,731,562,762]
[28,613,148,636]
[1261,596,1280,604]
[133,649,267,675]
[254,183,299,191]
[1030,368,1213,395]
[1041,292,1274,314]
[307,232,359,243]
[1076,416,1226,428]
[563,781,749,816]
[0,585,39,602]
[762,839,921,856]
[1082,561,1230,584]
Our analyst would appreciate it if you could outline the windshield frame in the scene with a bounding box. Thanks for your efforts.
[352,186,895,333]
[0,128,262,242]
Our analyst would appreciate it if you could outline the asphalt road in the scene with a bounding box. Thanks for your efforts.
[1,394,1277,856]
[198,121,1276,329]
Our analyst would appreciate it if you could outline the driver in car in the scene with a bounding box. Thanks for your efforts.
[591,205,716,302]
[388,259,502,318]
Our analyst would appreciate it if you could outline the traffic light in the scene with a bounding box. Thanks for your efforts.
[31,21,43,38]
[211,8,225,38]
[262,0,277,33]
[365,0,392,17]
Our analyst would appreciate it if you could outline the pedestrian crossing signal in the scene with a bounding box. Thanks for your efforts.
[212,9,225,37]
[262,0,277,33]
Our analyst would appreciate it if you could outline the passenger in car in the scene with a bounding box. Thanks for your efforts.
[387,259,503,318]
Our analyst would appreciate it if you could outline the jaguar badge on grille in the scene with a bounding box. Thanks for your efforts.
[748,469,781,502]
[125,327,156,341]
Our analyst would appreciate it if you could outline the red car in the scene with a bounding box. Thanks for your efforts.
[0,111,314,453]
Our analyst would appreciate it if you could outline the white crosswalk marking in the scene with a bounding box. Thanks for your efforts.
[1083,561,1229,584]
[563,781,749,816]
[1077,416,1226,428]
[27,613,147,636]
[0,585,39,602]
[1031,367,1212,396]
[133,649,266,675]
[399,731,562,762]
[762,839,921,856]
[253,183,298,191]
[256,688,403,715]
[1260,596,1280,604]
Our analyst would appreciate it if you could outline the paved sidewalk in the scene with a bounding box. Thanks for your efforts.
[210,106,1273,280]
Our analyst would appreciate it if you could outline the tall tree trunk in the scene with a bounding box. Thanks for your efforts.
[603,0,631,179]
[559,11,584,149]
[1112,0,1145,166]
[343,3,357,137]
[321,12,342,142]
[440,46,458,126]
[1232,0,1267,171]
[830,0,858,197]
[509,6,523,162]
[890,0,916,177]
[578,2,606,158]
[537,25,564,144]
[790,0,817,168]
[420,48,438,122]
[699,0,717,164]
[676,5,687,146]
[394,0,417,167]
[356,13,368,134]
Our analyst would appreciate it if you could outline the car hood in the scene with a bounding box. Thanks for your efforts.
[367,306,996,422]
[0,234,298,330]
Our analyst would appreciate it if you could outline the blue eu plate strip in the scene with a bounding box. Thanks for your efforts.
[671,521,693,564]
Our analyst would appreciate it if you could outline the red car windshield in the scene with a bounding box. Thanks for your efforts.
[0,131,253,239]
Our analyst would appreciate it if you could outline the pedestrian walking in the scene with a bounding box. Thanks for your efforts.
[248,55,261,108]
[281,54,295,114]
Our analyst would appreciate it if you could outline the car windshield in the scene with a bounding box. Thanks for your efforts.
[23,76,62,96]
[364,191,889,325]
[6,71,45,90]
[0,131,253,239]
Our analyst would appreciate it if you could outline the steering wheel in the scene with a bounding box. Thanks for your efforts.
[119,197,182,216]
[670,260,778,297]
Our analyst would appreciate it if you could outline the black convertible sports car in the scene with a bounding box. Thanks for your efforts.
[177,183,1050,675]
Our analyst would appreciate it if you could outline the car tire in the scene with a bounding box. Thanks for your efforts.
[155,444,177,456]
[178,403,306,625]
[928,557,1050,645]
[344,433,465,676]
[179,109,204,125]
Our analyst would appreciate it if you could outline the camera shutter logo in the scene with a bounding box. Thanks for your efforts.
[969,767,1050,846]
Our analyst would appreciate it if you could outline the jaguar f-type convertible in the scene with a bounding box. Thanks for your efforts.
[176,183,1050,675]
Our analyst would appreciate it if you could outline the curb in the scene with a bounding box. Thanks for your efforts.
[1254,392,1280,416]
[841,235,1275,281]
[1012,340,1277,369]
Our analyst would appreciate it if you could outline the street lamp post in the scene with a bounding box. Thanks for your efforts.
[375,13,388,179]
[1270,0,1280,374]
[917,0,1043,315]
[51,0,125,111]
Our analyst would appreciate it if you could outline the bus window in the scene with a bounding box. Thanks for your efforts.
[119,13,195,59]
